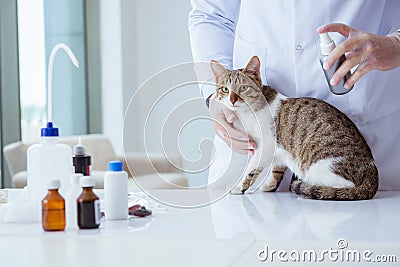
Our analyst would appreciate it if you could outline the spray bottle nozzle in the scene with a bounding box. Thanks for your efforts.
[319,33,333,44]
[319,32,336,56]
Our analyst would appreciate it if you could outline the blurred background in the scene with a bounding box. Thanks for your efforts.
[0,0,214,188]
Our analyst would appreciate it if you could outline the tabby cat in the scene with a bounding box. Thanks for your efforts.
[210,56,378,200]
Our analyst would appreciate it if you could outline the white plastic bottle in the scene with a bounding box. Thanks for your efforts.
[65,173,83,229]
[104,161,128,220]
[27,122,73,221]
[319,33,353,95]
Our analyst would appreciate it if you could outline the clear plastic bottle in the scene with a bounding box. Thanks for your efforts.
[27,122,72,221]
[65,173,83,230]
[42,180,66,231]
[104,161,128,220]
[77,176,101,229]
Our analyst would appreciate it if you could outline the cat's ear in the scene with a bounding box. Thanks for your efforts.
[244,56,260,75]
[210,60,227,77]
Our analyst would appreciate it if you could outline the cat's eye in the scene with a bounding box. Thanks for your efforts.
[220,87,229,93]
[239,85,248,93]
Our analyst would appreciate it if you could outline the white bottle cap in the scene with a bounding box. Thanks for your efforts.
[70,173,83,184]
[48,179,61,190]
[319,33,336,55]
[80,176,95,188]
[73,136,86,155]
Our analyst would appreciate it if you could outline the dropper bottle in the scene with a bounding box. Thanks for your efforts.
[73,137,92,176]
[319,33,353,95]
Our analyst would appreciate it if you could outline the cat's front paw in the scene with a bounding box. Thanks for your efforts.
[261,183,278,192]
[230,186,246,195]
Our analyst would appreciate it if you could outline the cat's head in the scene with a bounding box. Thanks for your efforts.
[210,56,265,111]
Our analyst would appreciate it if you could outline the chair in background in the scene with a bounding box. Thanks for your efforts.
[3,134,188,191]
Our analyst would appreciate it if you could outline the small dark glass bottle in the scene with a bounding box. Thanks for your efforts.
[42,180,66,231]
[72,137,91,176]
[77,176,101,229]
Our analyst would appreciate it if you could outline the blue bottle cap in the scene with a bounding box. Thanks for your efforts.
[109,161,123,171]
[41,122,59,137]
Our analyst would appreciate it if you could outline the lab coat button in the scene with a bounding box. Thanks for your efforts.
[296,44,303,52]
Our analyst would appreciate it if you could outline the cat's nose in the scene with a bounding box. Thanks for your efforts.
[230,95,237,105]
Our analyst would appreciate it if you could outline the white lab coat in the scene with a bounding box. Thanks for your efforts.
[189,0,400,191]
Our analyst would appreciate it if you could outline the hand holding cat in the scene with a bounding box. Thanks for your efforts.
[317,23,400,90]
[208,94,256,155]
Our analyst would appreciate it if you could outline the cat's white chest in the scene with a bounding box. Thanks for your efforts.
[234,108,272,145]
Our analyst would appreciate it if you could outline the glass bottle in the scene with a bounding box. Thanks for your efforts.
[77,176,101,229]
[42,179,66,231]
[72,137,91,176]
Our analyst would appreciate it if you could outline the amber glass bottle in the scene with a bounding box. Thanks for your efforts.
[42,180,66,231]
[77,176,100,229]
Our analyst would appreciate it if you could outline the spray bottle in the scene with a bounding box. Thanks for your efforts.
[26,43,79,221]
[319,33,353,95]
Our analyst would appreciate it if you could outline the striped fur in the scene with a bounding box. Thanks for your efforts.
[211,56,378,200]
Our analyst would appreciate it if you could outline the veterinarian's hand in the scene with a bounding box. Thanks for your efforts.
[317,23,400,89]
[208,94,256,155]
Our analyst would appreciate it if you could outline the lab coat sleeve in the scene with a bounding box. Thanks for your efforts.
[188,0,241,99]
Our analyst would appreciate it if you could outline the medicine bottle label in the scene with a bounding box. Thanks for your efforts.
[94,200,101,225]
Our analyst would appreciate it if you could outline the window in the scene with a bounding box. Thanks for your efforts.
[0,0,21,188]
[18,0,47,142]
[1,0,100,188]
[18,0,89,142]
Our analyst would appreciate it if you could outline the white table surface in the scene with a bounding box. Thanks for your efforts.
[0,189,399,267]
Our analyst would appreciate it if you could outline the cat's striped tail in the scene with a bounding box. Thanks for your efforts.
[290,174,379,201]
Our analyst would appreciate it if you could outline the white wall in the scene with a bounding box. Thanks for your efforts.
[121,0,196,150]
[121,0,194,109]
[102,0,213,185]
[99,0,124,154]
